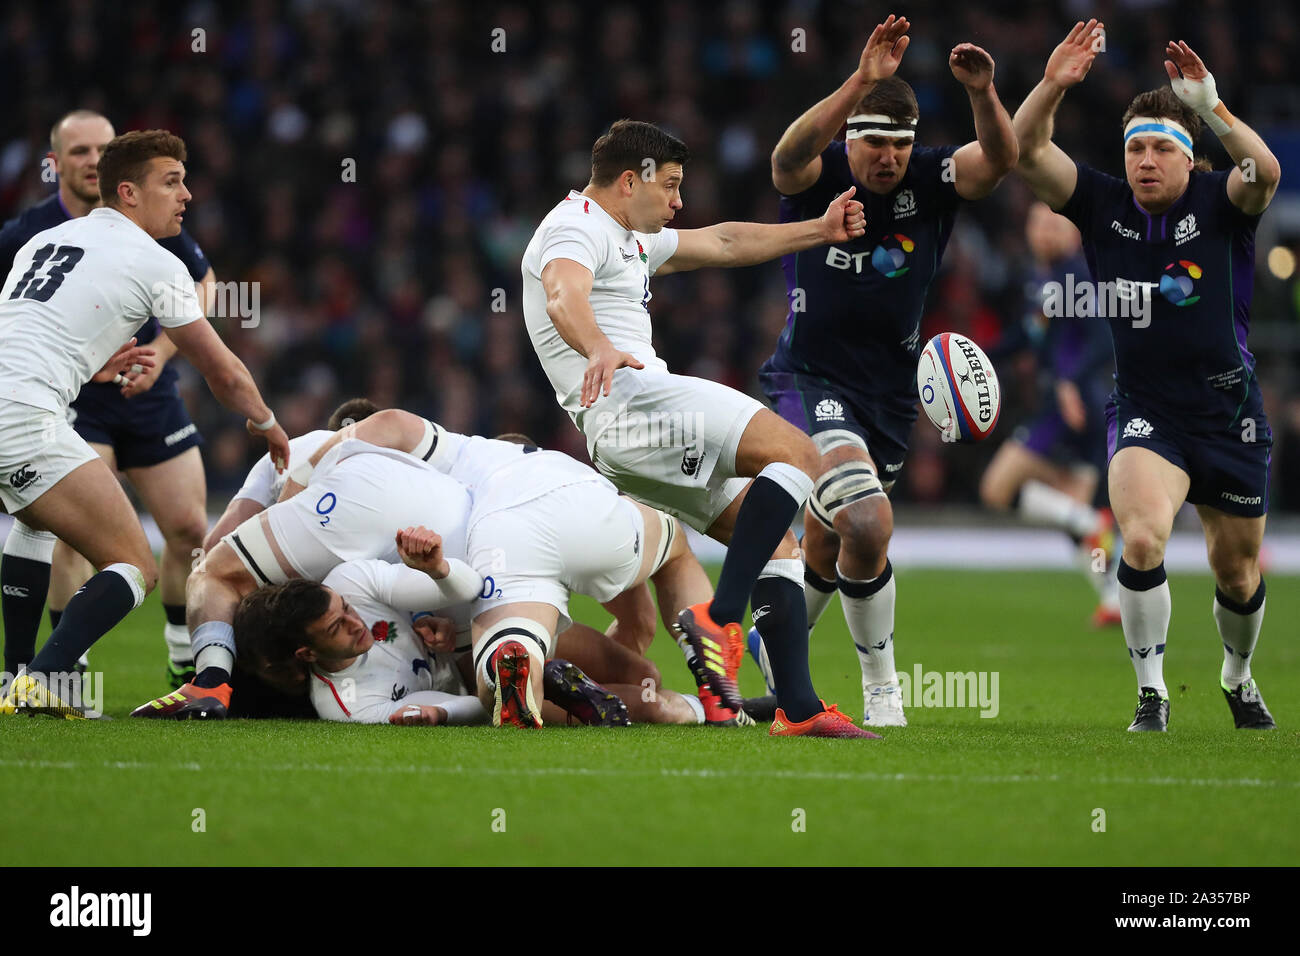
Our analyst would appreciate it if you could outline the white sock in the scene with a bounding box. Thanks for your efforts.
[164,623,193,664]
[804,566,837,630]
[1079,548,1120,607]
[1214,582,1264,690]
[1019,480,1098,538]
[1117,560,1170,697]
[837,560,897,686]
[682,694,706,724]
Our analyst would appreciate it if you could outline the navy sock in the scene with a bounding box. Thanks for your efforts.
[712,476,804,625]
[29,569,138,675]
[2,554,51,674]
[194,666,232,689]
[163,603,187,626]
[752,575,820,722]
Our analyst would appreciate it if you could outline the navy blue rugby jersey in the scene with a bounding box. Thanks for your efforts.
[1058,163,1262,428]
[0,193,208,394]
[766,140,963,412]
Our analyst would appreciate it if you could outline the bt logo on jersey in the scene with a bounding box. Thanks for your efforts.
[1160,260,1203,307]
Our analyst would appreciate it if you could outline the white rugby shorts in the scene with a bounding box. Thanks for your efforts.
[468,477,644,634]
[0,400,98,513]
[581,369,760,532]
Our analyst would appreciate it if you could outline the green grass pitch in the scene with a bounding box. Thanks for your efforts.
[2,568,1296,866]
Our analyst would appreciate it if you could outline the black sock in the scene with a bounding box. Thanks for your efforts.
[29,569,138,675]
[752,574,820,722]
[2,554,51,674]
[712,476,804,625]
[195,666,232,689]
[163,603,187,626]
[49,608,63,631]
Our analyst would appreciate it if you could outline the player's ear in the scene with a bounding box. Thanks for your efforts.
[294,646,316,664]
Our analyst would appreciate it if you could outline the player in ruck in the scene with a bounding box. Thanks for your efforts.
[979,202,1121,627]
[0,130,289,717]
[1014,21,1281,730]
[523,119,878,737]
[0,110,216,690]
[754,15,1017,726]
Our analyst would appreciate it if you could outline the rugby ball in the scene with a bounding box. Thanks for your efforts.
[916,332,1000,442]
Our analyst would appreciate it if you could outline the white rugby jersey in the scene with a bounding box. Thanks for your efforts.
[235,429,333,507]
[309,559,475,724]
[424,427,607,514]
[0,207,203,412]
[521,191,679,423]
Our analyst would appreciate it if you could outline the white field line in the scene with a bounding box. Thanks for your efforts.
[0,758,1296,789]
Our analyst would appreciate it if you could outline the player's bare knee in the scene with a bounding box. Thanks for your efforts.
[1122,527,1167,569]
[978,470,1013,510]
[164,512,208,555]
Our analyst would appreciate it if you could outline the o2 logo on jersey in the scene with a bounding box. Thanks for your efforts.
[480,575,503,600]
[871,234,914,278]
[315,492,336,526]
[1160,260,1202,307]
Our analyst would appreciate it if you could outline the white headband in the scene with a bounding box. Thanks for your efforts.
[1123,116,1194,159]
[846,114,917,140]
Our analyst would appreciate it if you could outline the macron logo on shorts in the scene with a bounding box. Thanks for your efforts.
[1122,418,1153,440]
[164,424,197,447]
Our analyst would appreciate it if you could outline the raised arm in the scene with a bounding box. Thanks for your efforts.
[948,44,1018,200]
[1163,41,1281,215]
[1013,19,1104,210]
[657,188,865,275]
[771,14,911,195]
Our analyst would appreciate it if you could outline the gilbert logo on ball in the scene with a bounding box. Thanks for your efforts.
[916,332,1001,442]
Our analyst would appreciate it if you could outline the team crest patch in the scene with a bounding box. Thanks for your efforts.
[372,620,398,642]
[636,240,647,263]
[8,463,38,491]
[1122,418,1153,439]
[892,189,917,219]
[814,399,845,422]
[1174,213,1200,245]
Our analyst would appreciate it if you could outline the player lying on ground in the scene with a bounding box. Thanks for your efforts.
[0,130,288,719]
[236,548,706,727]
[1014,21,1281,730]
[523,118,877,737]
[193,402,728,722]
[133,422,720,726]
[751,13,1017,727]
[978,202,1121,627]
[0,110,217,691]
[275,421,731,728]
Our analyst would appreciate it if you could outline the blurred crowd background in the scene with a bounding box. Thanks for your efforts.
[3,0,1299,511]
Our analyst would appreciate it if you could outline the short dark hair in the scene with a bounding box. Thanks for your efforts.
[493,432,539,446]
[327,398,381,431]
[853,78,919,126]
[233,580,332,697]
[97,130,187,208]
[590,119,689,187]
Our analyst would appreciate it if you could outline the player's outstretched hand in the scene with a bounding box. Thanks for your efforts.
[389,704,447,726]
[856,14,910,84]
[950,43,995,91]
[1044,19,1105,89]
[1164,41,1218,113]
[822,187,866,243]
[91,338,157,383]
[581,339,644,408]
[248,421,291,473]
[397,525,451,579]
[413,614,457,654]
